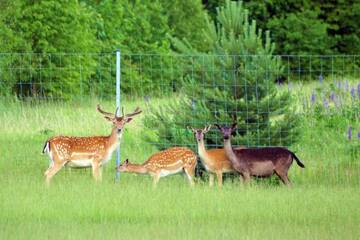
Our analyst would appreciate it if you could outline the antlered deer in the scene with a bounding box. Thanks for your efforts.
[117,147,197,186]
[42,105,141,184]
[215,123,305,186]
[189,125,245,187]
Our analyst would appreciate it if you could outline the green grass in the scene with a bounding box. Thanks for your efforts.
[0,96,359,239]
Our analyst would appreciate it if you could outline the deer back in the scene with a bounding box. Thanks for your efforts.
[49,136,110,159]
[144,147,197,171]
[233,147,292,163]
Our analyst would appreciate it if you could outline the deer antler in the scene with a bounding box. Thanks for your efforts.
[97,104,115,118]
[187,126,196,132]
[124,107,142,118]
[203,125,212,133]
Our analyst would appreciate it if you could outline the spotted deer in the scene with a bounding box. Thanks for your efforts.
[215,123,305,186]
[42,105,141,184]
[189,125,245,187]
[117,147,197,186]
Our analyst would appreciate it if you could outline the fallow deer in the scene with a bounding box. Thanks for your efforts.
[117,147,197,186]
[189,125,244,187]
[42,105,142,184]
[215,123,305,186]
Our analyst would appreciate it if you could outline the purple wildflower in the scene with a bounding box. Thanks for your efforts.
[319,74,324,84]
[337,80,342,89]
[329,92,335,102]
[310,93,316,104]
[350,87,355,98]
[358,131,360,140]
[357,82,360,99]
[323,98,329,109]
[348,126,352,140]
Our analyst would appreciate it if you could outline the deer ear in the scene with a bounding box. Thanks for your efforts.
[125,118,133,123]
[124,159,129,165]
[231,123,237,130]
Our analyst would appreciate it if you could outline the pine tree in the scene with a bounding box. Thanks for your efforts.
[144,0,299,149]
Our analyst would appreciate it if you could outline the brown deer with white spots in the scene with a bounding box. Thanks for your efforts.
[42,105,141,185]
[189,125,245,187]
[117,147,197,186]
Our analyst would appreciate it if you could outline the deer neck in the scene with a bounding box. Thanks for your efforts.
[126,163,148,174]
[197,139,211,165]
[224,138,238,164]
[109,127,122,143]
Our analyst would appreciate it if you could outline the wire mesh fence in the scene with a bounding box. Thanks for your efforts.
[1,52,359,149]
[1,52,359,183]
[0,52,115,100]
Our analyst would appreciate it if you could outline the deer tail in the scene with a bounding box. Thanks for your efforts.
[291,152,305,168]
[42,141,50,154]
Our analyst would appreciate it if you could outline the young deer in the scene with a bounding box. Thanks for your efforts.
[215,123,305,186]
[42,105,141,184]
[117,147,197,186]
[189,125,243,187]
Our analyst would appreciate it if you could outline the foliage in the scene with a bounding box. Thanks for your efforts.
[160,0,207,51]
[0,0,100,99]
[241,0,360,55]
[145,0,299,148]
[267,10,332,55]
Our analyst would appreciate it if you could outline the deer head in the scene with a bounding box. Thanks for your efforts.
[214,122,237,140]
[97,105,142,133]
[188,125,212,142]
[116,159,129,172]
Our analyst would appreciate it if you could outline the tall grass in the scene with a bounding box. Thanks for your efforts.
[0,85,359,239]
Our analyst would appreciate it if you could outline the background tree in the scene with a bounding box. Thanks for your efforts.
[0,0,100,99]
[84,0,174,97]
[144,0,299,149]
[160,0,207,51]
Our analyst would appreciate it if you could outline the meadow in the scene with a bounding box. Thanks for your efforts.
[0,80,359,239]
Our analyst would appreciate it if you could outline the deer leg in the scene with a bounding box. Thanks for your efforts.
[209,173,214,187]
[242,172,251,185]
[275,171,292,186]
[44,165,53,176]
[152,173,161,186]
[92,162,102,182]
[184,166,195,187]
[45,163,63,185]
[216,171,223,188]
[44,157,54,176]
[239,175,245,184]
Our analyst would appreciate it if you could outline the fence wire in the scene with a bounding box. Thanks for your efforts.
[0,53,359,150]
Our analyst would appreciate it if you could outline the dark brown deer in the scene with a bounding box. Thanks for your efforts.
[215,123,304,185]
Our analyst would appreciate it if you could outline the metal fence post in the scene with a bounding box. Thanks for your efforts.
[115,49,121,181]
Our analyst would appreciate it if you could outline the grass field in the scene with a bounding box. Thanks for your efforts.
[0,91,359,239]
